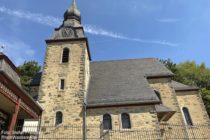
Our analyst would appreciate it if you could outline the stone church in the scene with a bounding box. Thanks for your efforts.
[29,0,210,139]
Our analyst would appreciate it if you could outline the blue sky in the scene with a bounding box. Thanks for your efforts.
[0,0,210,67]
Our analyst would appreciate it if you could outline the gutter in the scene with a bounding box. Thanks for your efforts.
[146,74,174,79]
[86,100,161,109]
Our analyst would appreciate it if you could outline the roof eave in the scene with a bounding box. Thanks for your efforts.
[175,88,199,92]
[0,71,43,113]
[86,100,160,109]
[146,74,174,79]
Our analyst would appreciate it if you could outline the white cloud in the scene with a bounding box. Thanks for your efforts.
[84,25,126,39]
[0,6,179,47]
[156,18,180,23]
[0,6,62,27]
[0,38,35,66]
[84,25,179,47]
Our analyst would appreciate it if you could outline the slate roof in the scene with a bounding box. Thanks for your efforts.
[155,104,175,113]
[172,80,198,91]
[155,105,176,121]
[29,72,42,86]
[87,58,174,107]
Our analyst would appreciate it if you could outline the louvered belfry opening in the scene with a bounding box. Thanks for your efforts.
[62,48,69,63]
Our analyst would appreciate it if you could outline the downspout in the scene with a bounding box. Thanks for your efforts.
[82,46,90,140]
[83,100,87,140]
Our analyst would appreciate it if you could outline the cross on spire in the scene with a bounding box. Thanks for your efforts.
[64,0,81,22]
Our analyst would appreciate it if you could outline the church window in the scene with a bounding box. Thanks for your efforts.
[155,90,162,103]
[182,107,193,125]
[62,48,69,63]
[121,113,131,129]
[103,114,112,130]
[55,111,63,126]
[60,79,65,90]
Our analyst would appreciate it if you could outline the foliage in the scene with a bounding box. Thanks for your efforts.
[160,59,210,117]
[17,61,41,86]
[160,59,178,74]
[200,88,210,116]
[175,61,210,89]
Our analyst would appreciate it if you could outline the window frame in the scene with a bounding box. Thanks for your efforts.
[59,79,65,90]
[121,113,131,129]
[61,48,69,63]
[103,114,112,130]
[182,107,193,126]
[55,111,63,126]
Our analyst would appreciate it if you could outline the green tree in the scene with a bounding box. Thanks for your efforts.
[200,88,210,116]
[17,61,41,86]
[176,61,210,88]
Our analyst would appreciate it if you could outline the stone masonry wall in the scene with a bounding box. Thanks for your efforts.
[176,90,210,125]
[148,78,185,124]
[86,105,158,138]
[38,41,89,137]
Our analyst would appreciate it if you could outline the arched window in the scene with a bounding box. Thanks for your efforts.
[155,90,162,102]
[62,48,69,63]
[55,111,63,126]
[103,114,112,130]
[121,113,131,129]
[182,107,193,126]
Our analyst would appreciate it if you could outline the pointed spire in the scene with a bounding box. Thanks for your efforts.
[64,0,81,22]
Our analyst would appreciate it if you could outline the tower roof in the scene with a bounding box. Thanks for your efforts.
[64,0,81,22]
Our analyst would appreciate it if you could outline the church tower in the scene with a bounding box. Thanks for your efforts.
[39,0,90,132]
